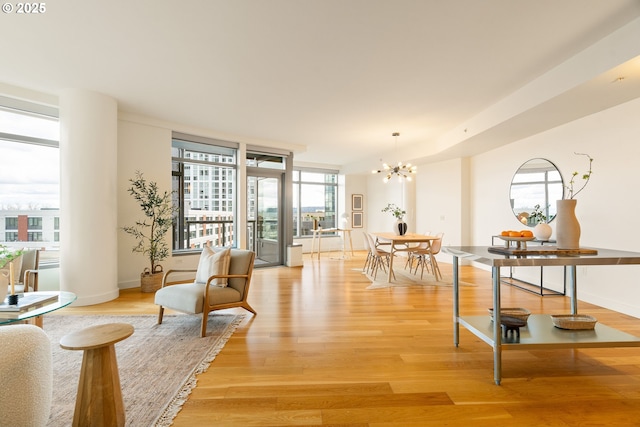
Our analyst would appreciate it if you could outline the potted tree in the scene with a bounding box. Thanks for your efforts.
[123,171,174,293]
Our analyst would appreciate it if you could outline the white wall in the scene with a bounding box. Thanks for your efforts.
[117,119,175,288]
[470,97,640,317]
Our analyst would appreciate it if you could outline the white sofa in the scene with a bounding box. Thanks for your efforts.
[0,324,52,427]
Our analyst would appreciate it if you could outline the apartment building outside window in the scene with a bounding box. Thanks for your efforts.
[172,133,238,251]
[5,217,17,229]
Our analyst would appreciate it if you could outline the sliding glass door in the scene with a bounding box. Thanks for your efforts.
[246,170,283,266]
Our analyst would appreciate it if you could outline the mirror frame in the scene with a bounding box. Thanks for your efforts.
[509,158,564,227]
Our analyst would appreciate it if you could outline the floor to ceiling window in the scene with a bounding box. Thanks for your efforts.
[0,97,60,264]
[293,168,338,238]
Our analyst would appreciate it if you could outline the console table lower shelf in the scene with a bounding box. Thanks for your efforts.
[459,314,640,350]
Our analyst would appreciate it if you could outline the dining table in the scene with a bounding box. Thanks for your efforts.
[370,232,441,282]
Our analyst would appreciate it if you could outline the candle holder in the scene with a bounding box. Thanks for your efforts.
[7,294,19,305]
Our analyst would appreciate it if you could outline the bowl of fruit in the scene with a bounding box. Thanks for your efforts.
[498,230,534,249]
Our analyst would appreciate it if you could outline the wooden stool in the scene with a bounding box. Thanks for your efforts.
[60,323,134,427]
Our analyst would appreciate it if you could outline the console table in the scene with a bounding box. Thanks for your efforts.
[444,246,640,385]
[490,236,565,296]
[310,228,354,259]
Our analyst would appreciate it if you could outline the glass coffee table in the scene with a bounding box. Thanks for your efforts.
[0,291,77,327]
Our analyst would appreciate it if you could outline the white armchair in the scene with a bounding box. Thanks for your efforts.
[155,248,256,337]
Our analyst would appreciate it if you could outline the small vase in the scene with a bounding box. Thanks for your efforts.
[533,223,552,241]
[395,218,407,236]
[555,199,581,249]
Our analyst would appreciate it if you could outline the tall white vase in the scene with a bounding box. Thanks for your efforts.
[555,199,581,249]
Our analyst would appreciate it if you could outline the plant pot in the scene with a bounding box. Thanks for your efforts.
[141,265,164,293]
[533,223,552,241]
[395,218,407,236]
[555,199,581,250]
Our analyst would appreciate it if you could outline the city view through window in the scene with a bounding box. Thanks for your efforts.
[0,107,60,264]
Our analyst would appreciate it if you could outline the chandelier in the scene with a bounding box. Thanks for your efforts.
[372,132,417,183]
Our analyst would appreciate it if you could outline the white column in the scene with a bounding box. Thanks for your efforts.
[59,89,119,306]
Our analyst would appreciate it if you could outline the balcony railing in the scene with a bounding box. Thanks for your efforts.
[185,219,234,248]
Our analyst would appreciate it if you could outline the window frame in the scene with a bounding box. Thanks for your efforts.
[171,133,239,253]
[292,167,339,238]
[0,97,60,266]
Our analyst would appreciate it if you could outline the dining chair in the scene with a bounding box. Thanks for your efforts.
[413,232,444,280]
[361,231,373,274]
[405,231,431,271]
[365,233,395,280]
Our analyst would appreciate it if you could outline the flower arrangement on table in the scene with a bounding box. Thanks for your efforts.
[381,203,406,219]
[0,244,23,269]
[565,152,593,199]
[0,244,23,303]
[530,204,548,225]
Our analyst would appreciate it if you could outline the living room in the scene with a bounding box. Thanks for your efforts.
[3,2,640,426]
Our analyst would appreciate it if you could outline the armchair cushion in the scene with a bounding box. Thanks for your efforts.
[195,246,231,287]
[155,283,241,314]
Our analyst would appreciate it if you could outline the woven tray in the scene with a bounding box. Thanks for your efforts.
[488,307,531,322]
[551,314,597,330]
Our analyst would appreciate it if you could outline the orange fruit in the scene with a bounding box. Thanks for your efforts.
[521,230,533,238]
[501,230,510,236]
[508,231,521,237]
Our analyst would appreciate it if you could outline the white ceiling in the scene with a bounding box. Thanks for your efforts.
[2,0,640,172]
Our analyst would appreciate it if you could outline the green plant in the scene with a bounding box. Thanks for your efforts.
[530,204,547,224]
[123,171,174,272]
[0,245,23,269]
[381,203,406,219]
[565,152,593,199]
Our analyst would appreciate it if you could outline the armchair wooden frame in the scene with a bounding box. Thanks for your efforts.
[157,251,256,337]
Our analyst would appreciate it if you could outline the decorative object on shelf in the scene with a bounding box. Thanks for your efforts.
[529,204,552,240]
[371,132,417,183]
[564,152,593,199]
[533,223,552,241]
[488,307,531,322]
[509,158,563,226]
[556,153,593,250]
[122,171,175,293]
[555,199,581,249]
[497,230,534,249]
[382,203,407,235]
[500,316,527,339]
[551,314,597,330]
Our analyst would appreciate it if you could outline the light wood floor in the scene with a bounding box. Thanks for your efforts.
[57,252,640,426]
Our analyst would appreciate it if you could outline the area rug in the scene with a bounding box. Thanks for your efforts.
[363,266,476,289]
[43,313,244,427]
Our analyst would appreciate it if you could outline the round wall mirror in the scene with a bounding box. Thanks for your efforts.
[509,158,564,227]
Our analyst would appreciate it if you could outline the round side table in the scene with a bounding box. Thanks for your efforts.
[60,323,134,427]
